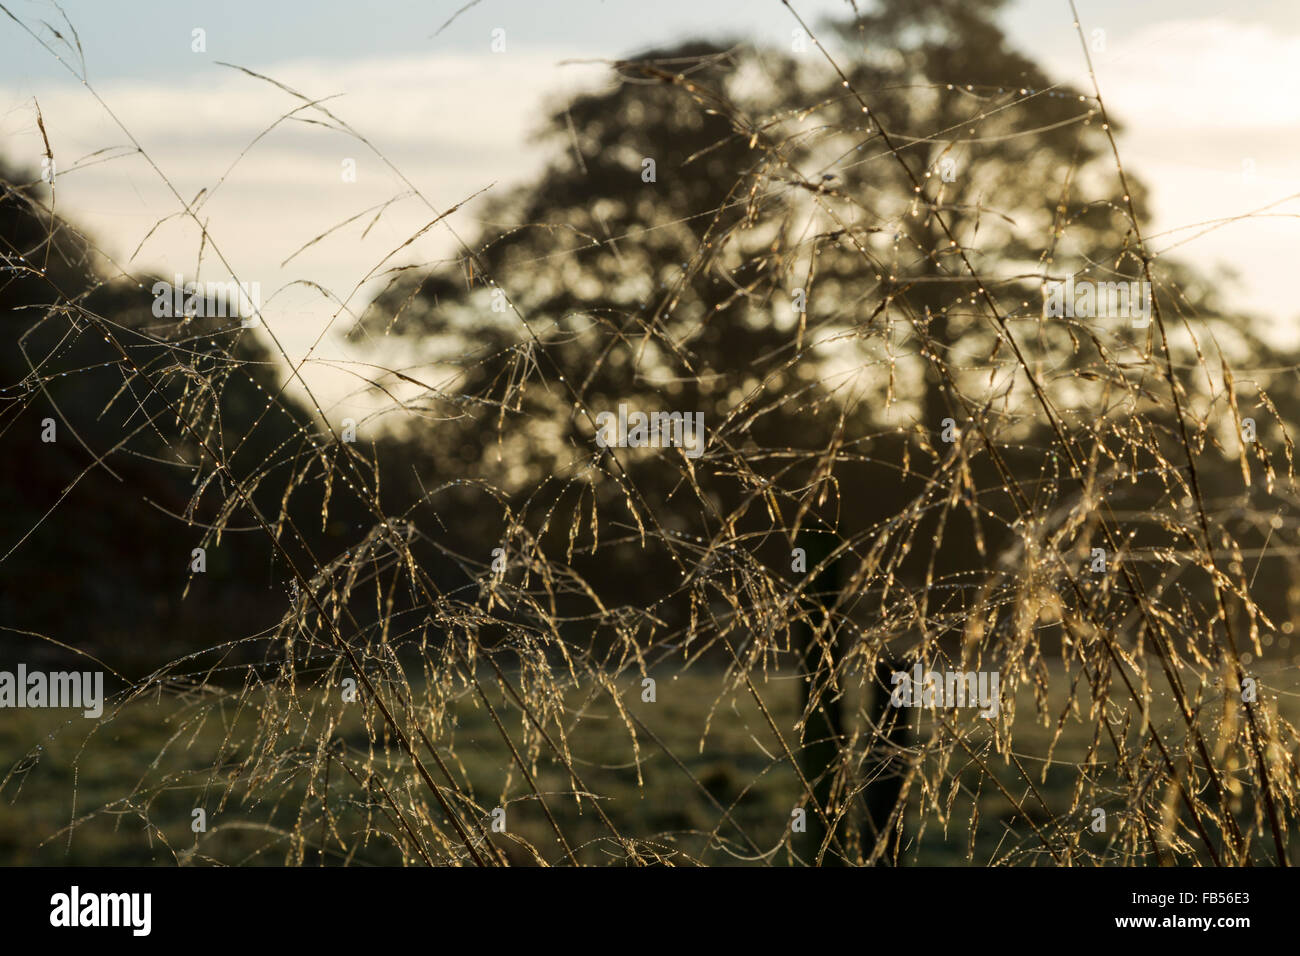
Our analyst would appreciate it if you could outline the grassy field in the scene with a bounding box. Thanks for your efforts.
[2,658,1296,866]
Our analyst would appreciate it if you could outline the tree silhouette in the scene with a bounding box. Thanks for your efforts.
[335,2,1295,864]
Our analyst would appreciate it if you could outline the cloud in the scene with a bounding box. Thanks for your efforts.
[1046,18,1300,329]
[1098,19,1300,130]
[1,51,608,415]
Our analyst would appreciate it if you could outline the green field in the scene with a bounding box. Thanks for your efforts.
[2,660,1295,866]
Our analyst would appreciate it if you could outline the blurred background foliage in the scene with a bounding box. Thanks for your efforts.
[3,0,1299,865]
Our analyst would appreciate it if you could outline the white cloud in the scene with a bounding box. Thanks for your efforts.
[2,52,608,415]
[1098,19,1300,130]
[1047,19,1300,334]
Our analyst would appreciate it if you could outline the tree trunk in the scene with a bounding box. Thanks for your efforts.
[794,530,849,864]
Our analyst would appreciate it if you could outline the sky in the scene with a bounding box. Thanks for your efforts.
[2,0,1299,420]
